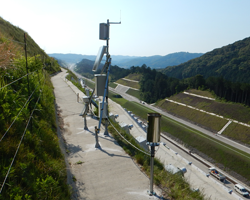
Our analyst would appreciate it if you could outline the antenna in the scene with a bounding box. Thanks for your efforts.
[120,10,121,23]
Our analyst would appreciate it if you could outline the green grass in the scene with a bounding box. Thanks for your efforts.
[169,91,250,124]
[0,16,48,58]
[0,57,70,199]
[126,88,142,99]
[124,73,142,81]
[84,78,95,89]
[164,91,250,145]
[223,122,250,145]
[109,94,250,185]
[116,78,140,89]
[157,99,227,132]
[185,89,215,98]
[109,82,117,88]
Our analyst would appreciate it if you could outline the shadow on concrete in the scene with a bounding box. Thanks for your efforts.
[70,179,87,200]
[98,135,124,149]
[98,147,130,159]
[67,143,84,154]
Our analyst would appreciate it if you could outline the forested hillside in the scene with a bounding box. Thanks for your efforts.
[75,59,104,79]
[0,17,70,199]
[106,64,250,106]
[161,36,250,83]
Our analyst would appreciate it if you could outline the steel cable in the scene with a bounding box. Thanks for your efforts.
[0,70,38,90]
[107,117,151,156]
[0,80,41,142]
[0,79,45,193]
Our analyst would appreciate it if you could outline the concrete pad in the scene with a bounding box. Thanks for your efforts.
[51,69,161,200]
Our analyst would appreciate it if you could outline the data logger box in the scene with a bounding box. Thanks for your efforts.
[99,23,109,40]
[99,101,107,119]
[147,113,161,143]
[95,74,107,97]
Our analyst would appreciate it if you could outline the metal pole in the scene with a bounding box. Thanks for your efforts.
[104,19,110,136]
[24,33,32,132]
[84,115,88,130]
[84,103,88,130]
[149,145,155,195]
[95,126,101,148]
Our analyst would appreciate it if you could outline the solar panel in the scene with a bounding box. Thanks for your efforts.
[92,46,107,72]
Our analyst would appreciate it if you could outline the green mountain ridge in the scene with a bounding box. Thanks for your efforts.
[161,36,250,83]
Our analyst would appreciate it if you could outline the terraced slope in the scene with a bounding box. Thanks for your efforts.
[116,78,140,89]
[156,89,250,145]
[124,73,142,81]
[169,92,250,124]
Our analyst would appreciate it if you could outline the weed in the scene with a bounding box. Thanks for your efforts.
[66,149,70,154]
[75,161,84,165]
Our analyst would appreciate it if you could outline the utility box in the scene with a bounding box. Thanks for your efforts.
[99,101,107,119]
[82,96,90,103]
[147,113,161,143]
[85,88,90,96]
[95,74,107,97]
[99,23,109,40]
[136,136,148,151]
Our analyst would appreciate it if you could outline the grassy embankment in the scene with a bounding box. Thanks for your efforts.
[126,88,142,100]
[0,16,47,58]
[185,89,215,98]
[116,78,140,89]
[158,91,250,145]
[0,57,70,199]
[109,82,117,88]
[83,78,95,90]
[109,93,250,185]
[124,73,142,81]
[116,74,142,99]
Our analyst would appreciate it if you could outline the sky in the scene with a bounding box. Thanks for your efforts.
[1,0,250,57]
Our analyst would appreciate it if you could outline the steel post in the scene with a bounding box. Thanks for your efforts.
[95,126,100,148]
[104,119,109,136]
[149,145,155,195]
